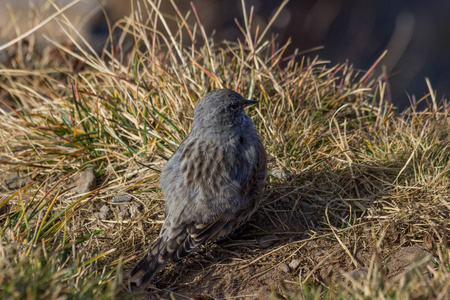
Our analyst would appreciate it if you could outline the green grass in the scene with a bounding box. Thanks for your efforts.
[1,0,449,299]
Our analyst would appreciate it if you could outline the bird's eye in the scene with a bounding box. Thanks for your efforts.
[230,103,239,110]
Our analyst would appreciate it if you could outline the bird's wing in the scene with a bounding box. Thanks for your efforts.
[129,218,229,286]
[243,139,267,211]
[130,136,267,286]
[173,218,232,262]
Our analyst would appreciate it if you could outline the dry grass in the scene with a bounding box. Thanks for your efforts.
[1,1,449,299]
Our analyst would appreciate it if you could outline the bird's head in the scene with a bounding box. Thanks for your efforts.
[193,89,258,129]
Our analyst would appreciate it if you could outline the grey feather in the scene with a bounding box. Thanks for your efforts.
[129,89,267,287]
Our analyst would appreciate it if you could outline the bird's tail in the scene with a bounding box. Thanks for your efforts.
[129,237,169,287]
[129,220,229,287]
[129,229,197,287]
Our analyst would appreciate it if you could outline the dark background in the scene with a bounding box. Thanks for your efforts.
[96,0,450,110]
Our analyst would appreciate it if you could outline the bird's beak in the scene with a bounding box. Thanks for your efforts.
[241,99,259,107]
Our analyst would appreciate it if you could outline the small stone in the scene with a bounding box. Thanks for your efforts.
[289,259,301,270]
[270,168,293,180]
[111,193,132,203]
[341,267,369,283]
[118,209,130,219]
[259,235,278,248]
[95,212,107,219]
[278,263,290,273]
[386,246,431,280]
[71,169,96,194]
[100,205,110,213]
[1,173,29,190]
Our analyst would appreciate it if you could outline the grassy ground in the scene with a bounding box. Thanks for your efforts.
[1,1,449,299]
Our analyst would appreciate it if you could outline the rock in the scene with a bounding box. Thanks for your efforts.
[278,263,290,274]
[71,169,96,194]
[111,193,132,203]
[341,267,369,283]
[100,205,110,213]
[270,168,293,180]
[259,235,278,248]
[289,259,301,270]
[95,205,110,219]
[386,246,431,280]
[118,209,130,219]
[1,173,29,190]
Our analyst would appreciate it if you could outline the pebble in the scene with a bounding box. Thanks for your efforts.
[111,193,132,203]
[1,173,29,190]
[71,169,96,194]
[100,205,110,213]
[278,263,290,273]
[270,168,293,180]
[289,259,301,270]
[118,209,130,219]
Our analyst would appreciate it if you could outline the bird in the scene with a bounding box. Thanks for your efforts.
[129,89,267,287]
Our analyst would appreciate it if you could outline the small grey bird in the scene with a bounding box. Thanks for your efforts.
[129,89,267,286]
